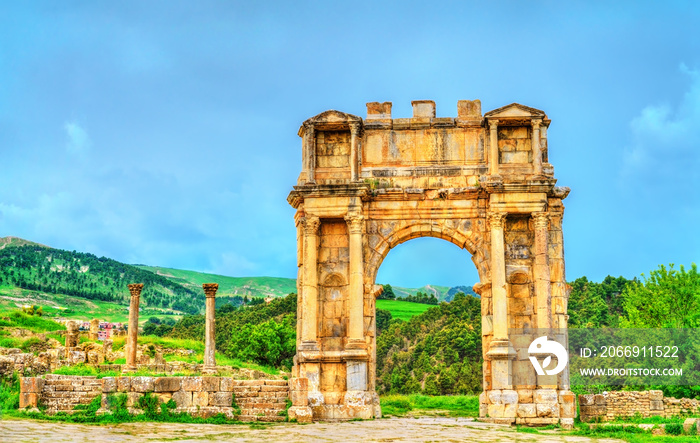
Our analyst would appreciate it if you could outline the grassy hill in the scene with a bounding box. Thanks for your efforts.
[0,236,48,250]
[0,240,202,321]
[136,265,297,299]
[376,299,435,321]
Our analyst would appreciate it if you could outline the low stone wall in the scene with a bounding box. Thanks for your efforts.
[20,375,290,422]
[579,390,700,422]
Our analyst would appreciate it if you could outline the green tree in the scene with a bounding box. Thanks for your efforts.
[623,263,700,328]
[379,284,396,300]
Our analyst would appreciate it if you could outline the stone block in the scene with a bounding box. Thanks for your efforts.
[518,389,533,403]
[487,390,502,404]
[650,400,664,411]
[534,389,558,404]
[20,377,44,394]
[172,390,192,408]
[517,403,536,418]
[102,377,116,393]
[288,405,313,423]
[536,403,560,418]
[501,389,518,404]
[193,391,209,407]
[579,394,595,406]
[202,376,220,392]
[220,377,236,392]
[131,376,154,393]
[290,389,308,406]
[488,404,505,418]
[126,392,142,408]
[154,377,181,392]
[117,377,131,392]
[19,392,38,409]
[210,391,233,407]
[683,418,698,434]
[182,377,202,392]
[560,399,576,418]
[649,390,663,401]
[594,394,606,405]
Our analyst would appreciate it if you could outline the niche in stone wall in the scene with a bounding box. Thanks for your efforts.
[320,273,348,352]
[498,126,532,164]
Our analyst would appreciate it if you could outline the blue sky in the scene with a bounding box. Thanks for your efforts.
[0,1,698,288]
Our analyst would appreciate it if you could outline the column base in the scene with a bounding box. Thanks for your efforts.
[121,365,137,373]
[201,366,217,375]
[299,340,320,352]
[345,338,366,350]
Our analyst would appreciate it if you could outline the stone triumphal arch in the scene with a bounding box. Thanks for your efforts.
[287,100,574,426]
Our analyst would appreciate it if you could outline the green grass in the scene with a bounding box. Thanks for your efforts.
[106,335,281,376]
[376,299,434,321]
[0,287,185,324]
[380,394,479,417]
[571,423,700,442]
[136,266,297,299]
[0,309,65,332]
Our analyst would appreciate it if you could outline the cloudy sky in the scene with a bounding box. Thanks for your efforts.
[1,1,698,288]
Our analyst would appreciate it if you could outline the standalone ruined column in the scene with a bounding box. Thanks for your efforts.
[124,283,143,372]
[300,216,320,350]
[202,283,219,374]
[533,212,552,329]
[349,122,360,182]
[345,213,365,348]
[531,119,542,175]
[488,119,499,175]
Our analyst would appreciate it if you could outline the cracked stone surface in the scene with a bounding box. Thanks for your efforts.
[1,417,623,442]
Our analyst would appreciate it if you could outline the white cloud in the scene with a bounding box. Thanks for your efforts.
[621,64,700,185]
[64,122,91,158]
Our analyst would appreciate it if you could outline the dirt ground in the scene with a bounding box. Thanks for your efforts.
[0,417,624,442]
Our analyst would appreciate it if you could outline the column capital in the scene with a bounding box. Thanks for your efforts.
[349,121,361,134]
[344,213,364,234]
[531,118,542,129]
[487,211,507,229]
[303,122,314,134]
[203,283,219,298]
[532,211,550,229]
[488,119,499,129]
[127,283,144,297]
[302,216,321,235]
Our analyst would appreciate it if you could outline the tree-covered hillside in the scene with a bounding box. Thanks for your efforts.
[0,245,202,314]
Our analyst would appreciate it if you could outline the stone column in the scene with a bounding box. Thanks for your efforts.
[531,118,542,175]
[202,283,219,374]
[486,212,514,390]
[89,319,99,341]
[349,122,360,182]
[345,213,365,349]
[488,212,508,341]
[124,283,143,373]
[300,216,320,350]
[533,212,552,330]
[488,119,499,175]
[306,126,316,184]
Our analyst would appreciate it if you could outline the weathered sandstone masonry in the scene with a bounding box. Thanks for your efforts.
[20,375,289,421]
[579,391,700,422]
[288,100,573,425]
[124,283,144,372]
